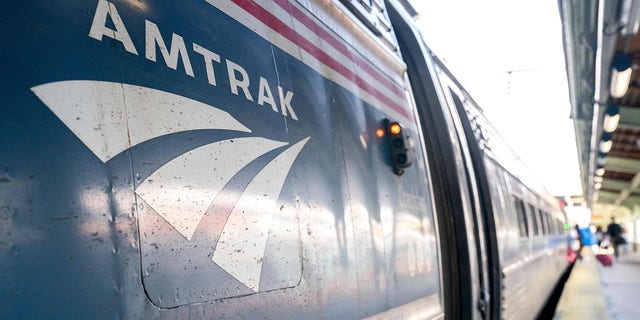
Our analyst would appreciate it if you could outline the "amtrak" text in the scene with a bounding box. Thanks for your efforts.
[88,0,298,120]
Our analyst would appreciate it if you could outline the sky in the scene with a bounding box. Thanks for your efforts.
[410,0,583,196]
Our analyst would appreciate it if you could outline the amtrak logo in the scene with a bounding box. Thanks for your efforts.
[31,80,309,292]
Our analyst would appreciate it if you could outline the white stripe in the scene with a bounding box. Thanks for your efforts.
[287,9,404,103]
[135,137,288,241]
[31,81,251,162]
[295,0,406,80]
[203,0,412,122]
[297,48,410,122]
[206,0,302,60]
[212,137,310,291]
[244,0,403,101]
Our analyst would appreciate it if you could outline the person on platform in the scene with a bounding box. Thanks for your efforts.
[606,217,623,258]
[574,224,583,260]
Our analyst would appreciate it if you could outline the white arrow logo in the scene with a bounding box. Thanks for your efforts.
[32,80,310,292]
[31,80,251,162]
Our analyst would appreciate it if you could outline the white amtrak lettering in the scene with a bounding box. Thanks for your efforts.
[278,86,297,121]
[88,0,299,121]
[88,0,138,55]
[193,43,221,86]
[145,21,194,77]
[257,76,277,112]
[226,60,253,101]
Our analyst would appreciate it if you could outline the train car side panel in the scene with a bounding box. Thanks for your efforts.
[0,0,444,319]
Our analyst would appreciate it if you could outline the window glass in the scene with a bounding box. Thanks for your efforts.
[537,209,548,235]
[528,203,539,236]
[541,211,548,235]
[513,197,529,237]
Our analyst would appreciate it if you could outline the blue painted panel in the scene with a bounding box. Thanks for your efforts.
[0,0,441,318]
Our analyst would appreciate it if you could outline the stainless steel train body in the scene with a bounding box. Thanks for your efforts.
[0,0,569,319]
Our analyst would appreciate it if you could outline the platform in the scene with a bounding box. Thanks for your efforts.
[554,246,640,320]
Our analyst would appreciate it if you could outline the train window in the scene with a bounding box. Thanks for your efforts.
[548,214,556,235]
[558,219,566,234]
[539,210,549,235]
[513,197,529,237]
[359,0,373,8]
[338,0,398,51]
[527,204,540,236]
[558,219,563,234]
[535,209,543,235]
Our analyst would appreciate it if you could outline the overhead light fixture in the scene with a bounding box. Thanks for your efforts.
[603,105,621,132]
[594,182,602,190]
[599,133,613,153]
[594,176,603,183]
[596,167,606,176]
[610,54,633,98]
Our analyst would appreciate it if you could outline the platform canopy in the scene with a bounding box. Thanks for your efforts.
[559,0,640,223]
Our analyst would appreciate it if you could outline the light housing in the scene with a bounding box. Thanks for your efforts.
[599,133,613,153]
[610,54,633,98]
[621,0,640,35]
[383,119,413,175]
[603,105,620,133]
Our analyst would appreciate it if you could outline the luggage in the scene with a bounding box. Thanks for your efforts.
[595,253,613,266]
[567,249,577,263]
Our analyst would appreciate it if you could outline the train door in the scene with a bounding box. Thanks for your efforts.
[442,84,501,320]
[387,4,495,319]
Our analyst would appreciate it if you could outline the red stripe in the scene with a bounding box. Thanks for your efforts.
[229,0,411,120]
[272,0,405,98]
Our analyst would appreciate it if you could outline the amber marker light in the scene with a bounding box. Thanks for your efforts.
[389,123,401,135]
[382,118,413,175]
[376,128,385,138]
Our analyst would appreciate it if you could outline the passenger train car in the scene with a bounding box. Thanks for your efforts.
[0,0,569,319]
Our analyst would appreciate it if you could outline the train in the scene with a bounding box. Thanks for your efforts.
[0,0,570,319]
